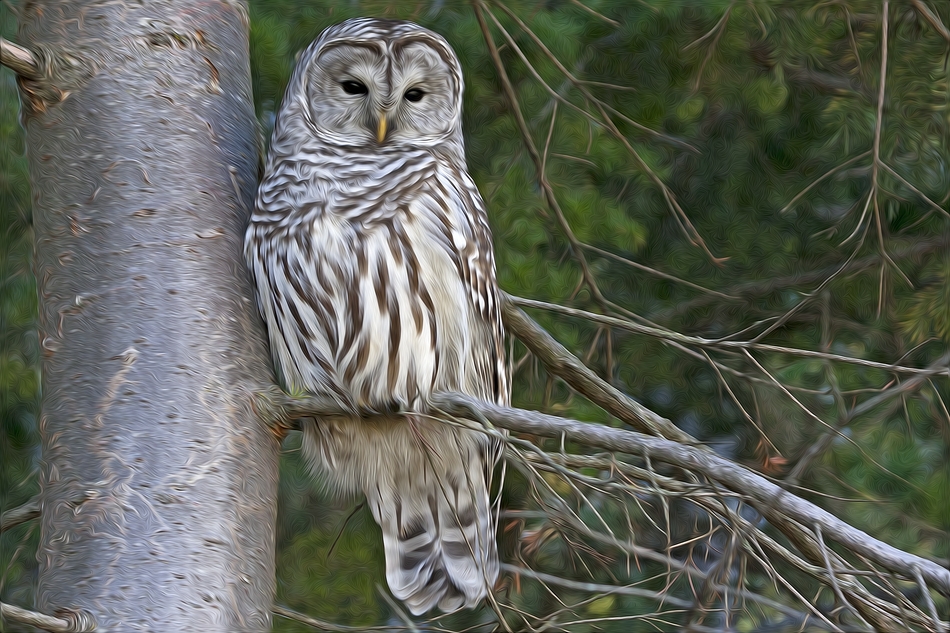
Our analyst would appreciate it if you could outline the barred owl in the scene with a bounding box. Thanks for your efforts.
[244,19,508,614]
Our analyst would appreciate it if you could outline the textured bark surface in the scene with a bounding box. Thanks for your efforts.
[18,1,279,630]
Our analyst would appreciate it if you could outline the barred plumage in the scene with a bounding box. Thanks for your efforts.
[245,18,508,614]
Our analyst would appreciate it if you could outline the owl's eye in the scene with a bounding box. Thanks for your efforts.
[404,88,425,103]
[341,80,368,96]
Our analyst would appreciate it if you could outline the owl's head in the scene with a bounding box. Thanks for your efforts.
[291,19,464,151]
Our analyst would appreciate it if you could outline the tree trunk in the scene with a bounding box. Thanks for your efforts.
[18,1,279,630]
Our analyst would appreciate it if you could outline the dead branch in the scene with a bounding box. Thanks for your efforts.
[502,297,697,444]
[473,0,611,311]
[911,0,950,43]
[260,293,950,621]
[425,392,950,595]
[273,605,387,631]
[0,37,41,79]
[0,602,94,633]
[511,294,950,378]
[265,381,950,600]
[0,498,40,533]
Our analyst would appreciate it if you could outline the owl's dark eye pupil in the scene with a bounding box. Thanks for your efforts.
[404,88,425,103]
[341,80,368,96]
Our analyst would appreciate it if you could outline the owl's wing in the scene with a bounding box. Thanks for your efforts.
[445,165,510,408]
[245,211,359,409]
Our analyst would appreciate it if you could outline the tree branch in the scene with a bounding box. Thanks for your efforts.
[426,393,950,595]
[267,385,950,597]
[503,564,694,609]
[473,0,611,309]
[502,295,698,445]
[911,0,950,43]
[786,350,950,483]
[0,37,42,80]
[273,604,382,632]
[511,294,950,378]
[260,290,950,607]
[655,236,950,319]
[0,498,40,533]
[0,602,94,633]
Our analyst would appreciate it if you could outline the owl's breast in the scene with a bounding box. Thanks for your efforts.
[322,179,488,410]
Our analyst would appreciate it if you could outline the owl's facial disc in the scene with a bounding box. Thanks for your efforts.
[307,35,461,148]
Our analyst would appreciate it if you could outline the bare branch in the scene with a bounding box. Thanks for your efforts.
[0,37,41,80]
[913,566,946,633]
[501,296,698,444]
[881,161,950,220]
[581,243,735,299]
[911,0,950,42]
[473,1,613,310]
[786,351,950,483]
[0,602,94,633]
[0,498,40,533]
[511,294,950,378]
[503,564,694,608]
[269,382,950,600]
[566,0,619,28]
[656,237,950,319]
[780,151,872,214]
[484,0,722,262]
[815,523,869,628]
[273,604,390,631]
[686,2,734,92]
[427,392,950,594]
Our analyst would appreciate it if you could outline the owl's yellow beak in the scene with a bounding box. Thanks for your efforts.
[377,115,387,144]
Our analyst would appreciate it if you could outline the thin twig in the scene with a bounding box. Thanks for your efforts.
[656,237,950,320]
[912,566,947,633]
[787,351,950,483]
[687,3,735,93]
[880,161,950,221]
[273,605,393,631]
[780,151,872,214]
[484,1,720,261]
[502,564,693,608]
[510,294,949,377]
[581,244,734,299]
[566,0,619,28]
[473,1,610,309]
[815,523,871,629]
[910,0,950,42]
[870,0,892,308]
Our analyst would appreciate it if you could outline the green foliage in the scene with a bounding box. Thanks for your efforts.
[276,506,385,627]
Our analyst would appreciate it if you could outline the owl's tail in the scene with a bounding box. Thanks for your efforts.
[302,416,499,615]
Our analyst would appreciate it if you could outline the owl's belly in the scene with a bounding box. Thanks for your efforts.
[331,217,476,409]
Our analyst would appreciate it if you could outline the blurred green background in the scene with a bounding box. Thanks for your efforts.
[3,1,950,631]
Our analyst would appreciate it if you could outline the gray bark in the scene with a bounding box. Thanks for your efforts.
[18,1,279,630]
